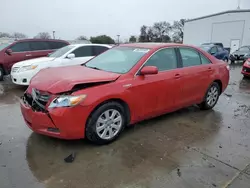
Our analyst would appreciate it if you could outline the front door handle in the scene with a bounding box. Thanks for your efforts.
[174,74,181,79]
[26,54,32,57]
[208,67,212,71]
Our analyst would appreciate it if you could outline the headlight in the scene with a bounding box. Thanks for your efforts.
[48,95,87,108]
[19,65,38,72]
[247,60,250,65]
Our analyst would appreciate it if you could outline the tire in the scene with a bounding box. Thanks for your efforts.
[230,60,235,64]
[0,66,4,81]
[85,101,127,145]
[199,82,220,110]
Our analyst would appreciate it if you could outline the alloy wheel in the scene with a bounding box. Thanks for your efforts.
[206,86,219,107]
[96,109,123,140]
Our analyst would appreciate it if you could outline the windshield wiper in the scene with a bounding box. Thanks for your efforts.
[84,65,102,70]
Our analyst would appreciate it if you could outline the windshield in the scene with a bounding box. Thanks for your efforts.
[0,43,10,51]
[238,47,250,52]
[85,47,150,74]
[200,45,211,52]
[48,45,74,58]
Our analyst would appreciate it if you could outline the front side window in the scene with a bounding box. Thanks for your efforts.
[85,47,149,74]
[10,42,30,52]
[48,45,74,58]
[179,48,201,67]
[144,48,177,71]
[29,41,50,51]
[72,46,93,57]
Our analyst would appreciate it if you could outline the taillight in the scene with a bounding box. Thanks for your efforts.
[226,65,230,70]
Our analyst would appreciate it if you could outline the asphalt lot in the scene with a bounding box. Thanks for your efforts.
[1,64,250,188]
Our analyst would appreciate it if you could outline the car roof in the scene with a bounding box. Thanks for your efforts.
[13,38,69,43]
[119,43,187,49]
[68,43,112,48]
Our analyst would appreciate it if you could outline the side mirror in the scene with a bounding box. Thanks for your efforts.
[66,53,75,59]
[140,66,158,75]
[6,49,12,55]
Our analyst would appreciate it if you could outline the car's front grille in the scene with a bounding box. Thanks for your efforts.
[23,89,51,112]
[243,67,250,73]
[11,67,20,73]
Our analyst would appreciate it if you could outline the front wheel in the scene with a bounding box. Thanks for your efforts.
[85,102,126,145]
[199,82,220,110]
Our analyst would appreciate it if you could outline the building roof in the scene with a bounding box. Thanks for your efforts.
[185,9,250,23]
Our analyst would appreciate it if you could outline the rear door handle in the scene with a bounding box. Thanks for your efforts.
[174,74,181,79]
[26,54,32,57]
[208,67,212,71]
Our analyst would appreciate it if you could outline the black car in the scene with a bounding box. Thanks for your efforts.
[230,46,250,63]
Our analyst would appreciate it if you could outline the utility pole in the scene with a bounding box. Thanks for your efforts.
[237,0,241,9]
[117,35,120,45]
[53,31,55,39]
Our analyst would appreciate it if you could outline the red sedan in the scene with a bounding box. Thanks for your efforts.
[20,43,230,144]
[241,58,250,78]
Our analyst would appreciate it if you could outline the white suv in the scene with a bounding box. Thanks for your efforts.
[11,44,111,85]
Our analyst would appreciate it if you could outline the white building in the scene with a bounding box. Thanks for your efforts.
[183,9,250,53]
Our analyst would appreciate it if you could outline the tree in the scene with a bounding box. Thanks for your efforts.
[139,25,148,42]
[34,32,51,39]
[12,32,27,39]
[172,19,185,43]
[139,22,172,42]
[129,36,137,43]
[90,35,115,44]
[0,32,11,38]
[77,35,88,40]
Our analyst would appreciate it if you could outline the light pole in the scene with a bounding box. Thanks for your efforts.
[117,35,120,45]
[53,31,55,39]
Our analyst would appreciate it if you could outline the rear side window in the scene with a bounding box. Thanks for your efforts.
[29,41,50,51]
[200,53,211,64]
[72,46,93,57]
[217,46,223,52]
[179,48,201,67]
[210,46,218,54]
[10,42,31,52]
[144,48,177,71]
[93,46,109,56]
[48,41,68,49]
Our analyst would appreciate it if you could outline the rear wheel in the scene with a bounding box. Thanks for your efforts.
[199,82,220,110]
[0,66,4,81]
[230,60,235,64]
[85,102,126,145]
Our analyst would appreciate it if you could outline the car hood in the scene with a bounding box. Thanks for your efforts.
[13,57,55,67]
[29,66,121,94]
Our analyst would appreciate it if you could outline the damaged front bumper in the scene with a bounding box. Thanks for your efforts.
[20,91,91,140]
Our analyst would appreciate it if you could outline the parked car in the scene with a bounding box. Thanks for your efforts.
[20,43,229,144]
[230,46,250,63]
[11,44,111,85]
[202,42,224,49]
[200,44,229,61]
[241,58,250,78]
[0,39,69,80]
